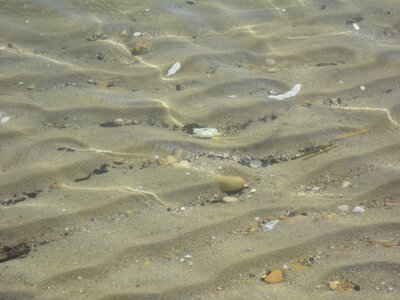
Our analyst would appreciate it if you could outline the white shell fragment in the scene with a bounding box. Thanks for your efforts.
[262,220,279,231]
[133,32,142,37]
[268,84,302,100]
[167,62,181,77]
[192,128,220,139]
[352,206,365,213]
[0,112,10,124]
[353,23,360,31]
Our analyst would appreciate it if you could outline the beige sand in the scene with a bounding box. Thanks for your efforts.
[1,0,400,299]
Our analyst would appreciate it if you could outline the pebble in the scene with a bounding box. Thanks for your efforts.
[227,95,237,99]
[113,118,124,126]
[352,206,365,213]
[360,85,366,91]
[167,62,181,77]
[216,176,246,192]
[192,128,220,139]
[337,205,349,212]
[249,159,262,169]
[341,181,351,188]
[262,220,279,231]
[222,196,239,203]
[353,23,360,31]
[328,281,338,290]
[265,58,276,66]
[133,32,142,37]
[264,269,284,284]
[176,160,191,168]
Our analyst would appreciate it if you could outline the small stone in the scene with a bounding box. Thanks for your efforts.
[353,23,360,31]
[113,118,124,126]
[267,68,277,73]
[337,205,349,212]
[176,160,191,168]
[382,241,397,248]
[227,95,237,99]
[249,159,262,168]
[87,79,97,85]
[265,58,276,66]
[360,85,366,91]
[342,181,351,188]
[176,84,183,91]
[352,206,365,213]
[222,196,239,203]
[26,84,35,90]
[328,281,338,290]
[264,269,284,284]
[216,176,246,192]
[133,32,142,37]
[250,188,256,193]
[120,29,130,37]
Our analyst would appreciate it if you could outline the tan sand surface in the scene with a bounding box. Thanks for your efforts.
[1,0,400,299]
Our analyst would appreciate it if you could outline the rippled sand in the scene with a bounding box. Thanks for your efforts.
[1,0,400,299]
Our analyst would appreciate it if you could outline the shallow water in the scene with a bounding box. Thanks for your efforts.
[1,1,400,299]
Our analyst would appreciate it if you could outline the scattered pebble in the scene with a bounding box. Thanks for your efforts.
[328,281,339,290]
[264,269,284,284]
[360,85,366,91]
[222,196,239,203]
[249,159,262,169]
[167,62,181,77]
[216,176,246,192]
[268,84,302,100]
[113,118,124,126]
[227,95,237,99]
[262,220,279,231]
[341,181,351,188]
[192,128,220,139]
[133,32,142,37]
[353,23,360,31]
[265,58,276,66]
[0,112,10,124]
[352,206,365,213]
[337,205,349,212]
[250,188,256,193]
[176,160,191,168]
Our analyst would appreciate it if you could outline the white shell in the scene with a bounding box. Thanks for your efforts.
[268,84,302,100]
[192,128,220,139]
[167,62,181,77]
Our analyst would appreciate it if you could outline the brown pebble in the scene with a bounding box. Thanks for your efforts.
[113,160,124,165]
[216,176,246,192]
[382,241,397,248]
[328,281,338,290]
[264,269,284,284]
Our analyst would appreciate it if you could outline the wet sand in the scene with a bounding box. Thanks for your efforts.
[1,0,400,299]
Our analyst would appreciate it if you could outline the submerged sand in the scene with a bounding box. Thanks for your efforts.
[1,0,400,299]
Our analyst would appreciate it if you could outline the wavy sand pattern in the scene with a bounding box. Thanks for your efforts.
[1,0,400,299]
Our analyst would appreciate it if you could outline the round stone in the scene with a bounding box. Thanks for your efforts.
[264,269,284,284]
[249,159,262,168]
[337,205,349,212]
